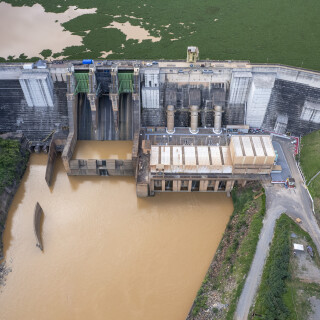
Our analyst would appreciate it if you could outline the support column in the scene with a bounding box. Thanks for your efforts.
[132,67,140,137]
[188,180,192,192]
[241,180,247,187]
[200,180,208,191]
[190,105,199,134]
[166,105,175,133]
[230,181,235,191]
[213,105,223,134]
[87,67,98,139]
[110,67,120,139]
[62,74,78,174]
[214,180,219,192]
[110,94,119,139]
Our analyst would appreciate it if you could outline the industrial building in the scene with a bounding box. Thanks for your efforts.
[0,47,319,196]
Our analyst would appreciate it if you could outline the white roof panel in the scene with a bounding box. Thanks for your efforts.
[172,146,182,165]
[160,146,171,165]
[252,137,265,156]
[242,136,254,156]
[197,146,210,165]
[150,146,159,166]
[184,146,196,165]
[210,147,222,166]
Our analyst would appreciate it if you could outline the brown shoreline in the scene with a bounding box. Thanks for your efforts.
[0,132,29,260]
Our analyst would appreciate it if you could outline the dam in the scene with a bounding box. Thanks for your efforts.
[1,47,320,197]
[1,47,320,319]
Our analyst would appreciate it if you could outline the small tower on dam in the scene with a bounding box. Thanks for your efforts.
[186,46,199,63]
[213,105,223,134]
[19,61,54,107]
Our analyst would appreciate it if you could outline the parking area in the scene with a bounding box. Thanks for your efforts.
[271,140,291,182]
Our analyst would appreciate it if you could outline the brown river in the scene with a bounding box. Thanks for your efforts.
[0,142,233,320]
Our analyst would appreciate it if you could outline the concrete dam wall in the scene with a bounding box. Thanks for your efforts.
[1,59,320,147]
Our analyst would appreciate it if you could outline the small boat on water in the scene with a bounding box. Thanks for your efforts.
[34,202,44,251]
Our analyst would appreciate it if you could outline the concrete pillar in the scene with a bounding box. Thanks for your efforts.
[110,94,119,139]
[213,105,222,134]
[241,180,247,187]
[226,181,232,191]
[166,105,175,133]
[190,105,199,134]
[88,69,98,139]
[214,180,219,192]
[136,183,149,197]
[200,180,208,191]
[132,94,140,137]
[162,180,165,191]
[188,180,192,192]
[62,93,78,174]
[173,180,179,192]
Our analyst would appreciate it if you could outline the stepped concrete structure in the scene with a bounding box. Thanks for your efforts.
[0,48,319,196]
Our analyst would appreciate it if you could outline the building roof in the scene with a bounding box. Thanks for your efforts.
[293,243,304,251]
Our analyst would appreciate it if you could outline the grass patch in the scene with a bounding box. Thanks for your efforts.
[188,182,266,319]
[3,0,320,70]
[252,214,320,320]
[0,138,29,194]
[300,130,320,221]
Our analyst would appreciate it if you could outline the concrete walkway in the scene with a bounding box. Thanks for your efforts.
[308,170,320,186]
[234,137,320,320]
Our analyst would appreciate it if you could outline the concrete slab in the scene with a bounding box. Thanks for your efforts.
[271,141,291,181]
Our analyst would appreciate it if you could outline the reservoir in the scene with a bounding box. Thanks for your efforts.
[0,144,233,319]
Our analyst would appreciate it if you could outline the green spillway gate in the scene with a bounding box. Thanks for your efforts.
[118,73,133,94]
[74,73,89,95]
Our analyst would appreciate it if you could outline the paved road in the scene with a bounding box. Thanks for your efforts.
[234,136,320,320]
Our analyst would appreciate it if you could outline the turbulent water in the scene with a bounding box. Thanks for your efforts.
[0,143,233,320]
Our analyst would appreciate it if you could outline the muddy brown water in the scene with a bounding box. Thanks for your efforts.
[73,141,133,159]
[0,143,233,320]
[0,3,96,58]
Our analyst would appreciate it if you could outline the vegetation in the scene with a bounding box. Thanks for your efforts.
[0,138,29,194]
[252,214,291,319]
[40,49,53,59]
[189,182,266,319]
[300,130,320,221]
[3,0,320,70]
[252,214,320,320]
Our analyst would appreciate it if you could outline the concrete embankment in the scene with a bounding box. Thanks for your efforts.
[0,132,29,259]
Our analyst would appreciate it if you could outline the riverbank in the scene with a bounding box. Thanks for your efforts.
[0,132,29,259]
[251,214,320,319]
[187,181,266,320]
